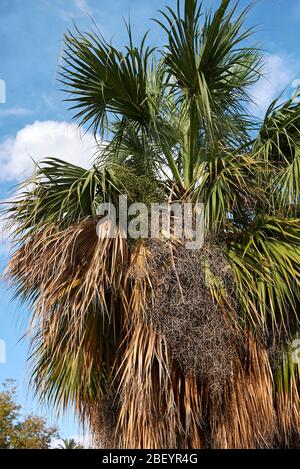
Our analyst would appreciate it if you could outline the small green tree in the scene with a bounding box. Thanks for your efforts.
[58,438,83,449]
[0,380,59,449]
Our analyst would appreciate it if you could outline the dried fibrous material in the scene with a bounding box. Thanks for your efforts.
[123,243,152,325]
[115,243,204,449]
[91,394,118,449]
[119,240,279,449]
[7,217,128,322]
[116,322,203,449]
[206,332,277,449]
[6,217,128,416]
[7,222,299,449]
[277,386,300,448]
[267,339,283,373]
[143,239,242,394]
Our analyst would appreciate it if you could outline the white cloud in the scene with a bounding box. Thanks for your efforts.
[74,0,91,15]
[250,54,296,117]
[0,120,97,182]
[0,107,32,117]
[0,121,100,254]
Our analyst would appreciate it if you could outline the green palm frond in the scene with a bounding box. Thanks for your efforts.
[227,216,300,332]
[58,438,82,449]
[253,97,300,214]
[100,121,162,177]
[194,151,265,231]
[273,152,300,213]
[5,159,104,238]
[61,25,157,135]
[276,338,300,395]
[255,97,300,163]
[4,157,165,242]
[157,0,262,144]
[275,336,300,447]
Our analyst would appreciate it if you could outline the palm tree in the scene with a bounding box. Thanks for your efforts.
[5,0,300,448]
[58,438,83,449]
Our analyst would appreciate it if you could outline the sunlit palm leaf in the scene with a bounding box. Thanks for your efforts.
[227,217,300,332]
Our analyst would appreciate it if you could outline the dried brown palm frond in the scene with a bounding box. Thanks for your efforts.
[116,322,203,449]
[122,243,152,326]
[6,217,128,417]
[7,217,127,315]
[206,331,276,449]
[113,241,204,449]
[277,383,300,447]
[242,332,277,447]
[116,239,281,449]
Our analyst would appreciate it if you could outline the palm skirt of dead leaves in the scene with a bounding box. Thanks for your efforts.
[6,216,300,449]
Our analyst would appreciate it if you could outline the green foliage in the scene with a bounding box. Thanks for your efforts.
[227,217,300,332]
[254,98,300,215]
[5,157,164,242]
[0,380,58,449]
[61,0,262,189]
[58,438,83,449]
[61,26,157,135]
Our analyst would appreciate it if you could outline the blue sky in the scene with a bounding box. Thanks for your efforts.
[0,0,300,445]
